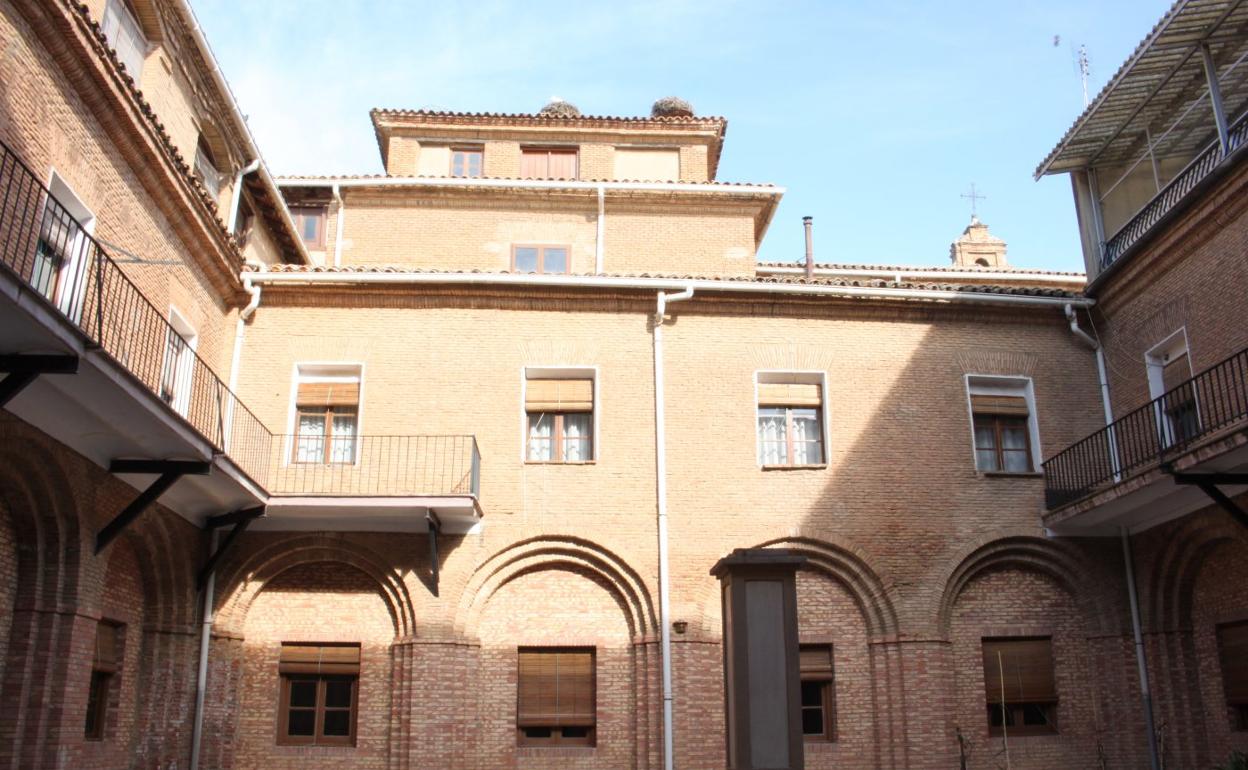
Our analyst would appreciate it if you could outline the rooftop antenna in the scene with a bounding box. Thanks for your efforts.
[1054,35,1092,108]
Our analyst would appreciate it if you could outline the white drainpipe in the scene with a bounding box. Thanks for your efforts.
[653,284,694,770]
[226,158,261,233]
[596,184,605,274]
[189,528,219,770]
[332,184,346,267]
[1064,304,1114,443]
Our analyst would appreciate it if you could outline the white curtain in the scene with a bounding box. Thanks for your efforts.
[330,413,357,463]
[974,423,998,471]
[791,409,822,465]
[1001,424,1030,472]
[527,413,553,461]
[757,408,787,465]
[562,413,591,462]
[296,414,326,463]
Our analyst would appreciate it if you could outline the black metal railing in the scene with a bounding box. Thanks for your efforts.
[1043,347,1248,508]
[267,435,481,497]
[1101,110,1248,269]
[0,140,481,503]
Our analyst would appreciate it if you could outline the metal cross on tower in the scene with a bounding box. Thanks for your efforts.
[961,183,986,218]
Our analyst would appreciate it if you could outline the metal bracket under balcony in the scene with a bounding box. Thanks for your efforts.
[0,354,78,407]
[1164,469,1248,530]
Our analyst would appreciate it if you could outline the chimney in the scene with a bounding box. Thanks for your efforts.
[803,216,815,280]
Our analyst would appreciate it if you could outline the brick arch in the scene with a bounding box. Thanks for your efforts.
[213,535,416,639]
[758,536,899,639]
[455,536,657,641]
[935,532,1103,637]
[1147,512,1248,630]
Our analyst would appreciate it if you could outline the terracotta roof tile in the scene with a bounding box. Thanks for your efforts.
[756,261,1085,277]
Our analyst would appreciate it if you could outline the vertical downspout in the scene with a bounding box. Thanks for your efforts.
[1122,528,1163,770]
[189,528,219,770]
[653,285,694,770]
[596,185,606,274]
[1065,305,1117,477]
[332,184,346,267]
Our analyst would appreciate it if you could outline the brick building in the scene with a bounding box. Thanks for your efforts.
[0,1,1245,770]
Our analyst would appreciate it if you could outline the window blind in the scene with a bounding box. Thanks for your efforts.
[799,644,834,675]
[525,379,593,412]
[517,649,595,727]
[758,382,822,407]
[982,638,1056,704]
[93,623,119,674]
[1162,352,1192,394]
[970,394,1029,417]
[279,644,361,675]
[1219,623,1248,705]
[296,382,360,407]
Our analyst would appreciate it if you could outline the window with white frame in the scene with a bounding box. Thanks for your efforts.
[756,372,827,467]
[158,308,197,417]
[524,368,596,463]
[291,366,362,464]
[34,172,95,323]
[194,136,221,200]
[966,376,1041,473]
[1146,330,1199,447]
[101,0,147,84]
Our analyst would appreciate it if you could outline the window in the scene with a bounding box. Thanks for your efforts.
[451,148,483,178]
[85,621,121,741]
[613,147,679,181]
[290,205,327,248]
[517,648,595,746]
[100,0,146,83]
[158,308,197,416]
[293,379,360,464]
[33,172,95,323]
[520,148,578,179]
[525,377,593,462]
[1218,622,1248,731]
[799,645,836,742]
[967,376,1039,473]
[277,643,360,746]
[1147,332,1199,447]
[194,136,221,199]
[982,637,1057,735]
[512,245,569,274]
[756,378,825,466]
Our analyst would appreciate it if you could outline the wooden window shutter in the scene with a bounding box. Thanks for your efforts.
[278,643,361,675]
[93,623,119,674]
[517,649,595,727]
[548,151,577,179]
[799,644,833,675]
[970,395,1029,417]
[520,151,547,179]
[982,638,1055,704]
[525,379,593,412]
[1219,623,1248,704]
[1162,352,1192,394]
[296,381,360,407]
[758,382,822,407]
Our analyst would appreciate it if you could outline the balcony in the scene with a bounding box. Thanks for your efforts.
[1100,110,1248,271]
[0,139,481,534]
[1042,347,1248,534]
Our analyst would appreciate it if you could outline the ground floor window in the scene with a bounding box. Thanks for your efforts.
[799,644,836,741]
[1218,622,1248,731]
[517,647,596,746]
[85,621,121,740]
[277,643,360,746]
[982,637,1057,735]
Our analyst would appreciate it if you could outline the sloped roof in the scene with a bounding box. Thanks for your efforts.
[1037,0,1248,177]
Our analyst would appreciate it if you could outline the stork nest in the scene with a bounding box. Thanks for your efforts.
[539,100,581,117]
[651,96,694,118]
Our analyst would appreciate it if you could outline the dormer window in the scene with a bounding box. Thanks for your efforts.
[521,148,577,179]
[101,0,147,84]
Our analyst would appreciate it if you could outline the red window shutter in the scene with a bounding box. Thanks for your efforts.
[520,151,547,179]
[548,151,577,180]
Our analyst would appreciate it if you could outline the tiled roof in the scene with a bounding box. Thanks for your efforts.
[757,261,1085,277]
[370,108,727,127]
[255,264,1084,299]
[276,174,778,189]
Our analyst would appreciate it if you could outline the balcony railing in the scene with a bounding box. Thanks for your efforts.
[1043,347,1248,509]
[267,435,481,497]
[0,139,479,503]
[1101,110,1248,270]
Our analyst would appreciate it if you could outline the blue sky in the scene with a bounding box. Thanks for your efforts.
[191,0,1171,272]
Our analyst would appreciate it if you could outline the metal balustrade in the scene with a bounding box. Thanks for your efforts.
[1101,110,1248,270]
[0,140,480,501]
[1043,347,1248,508]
